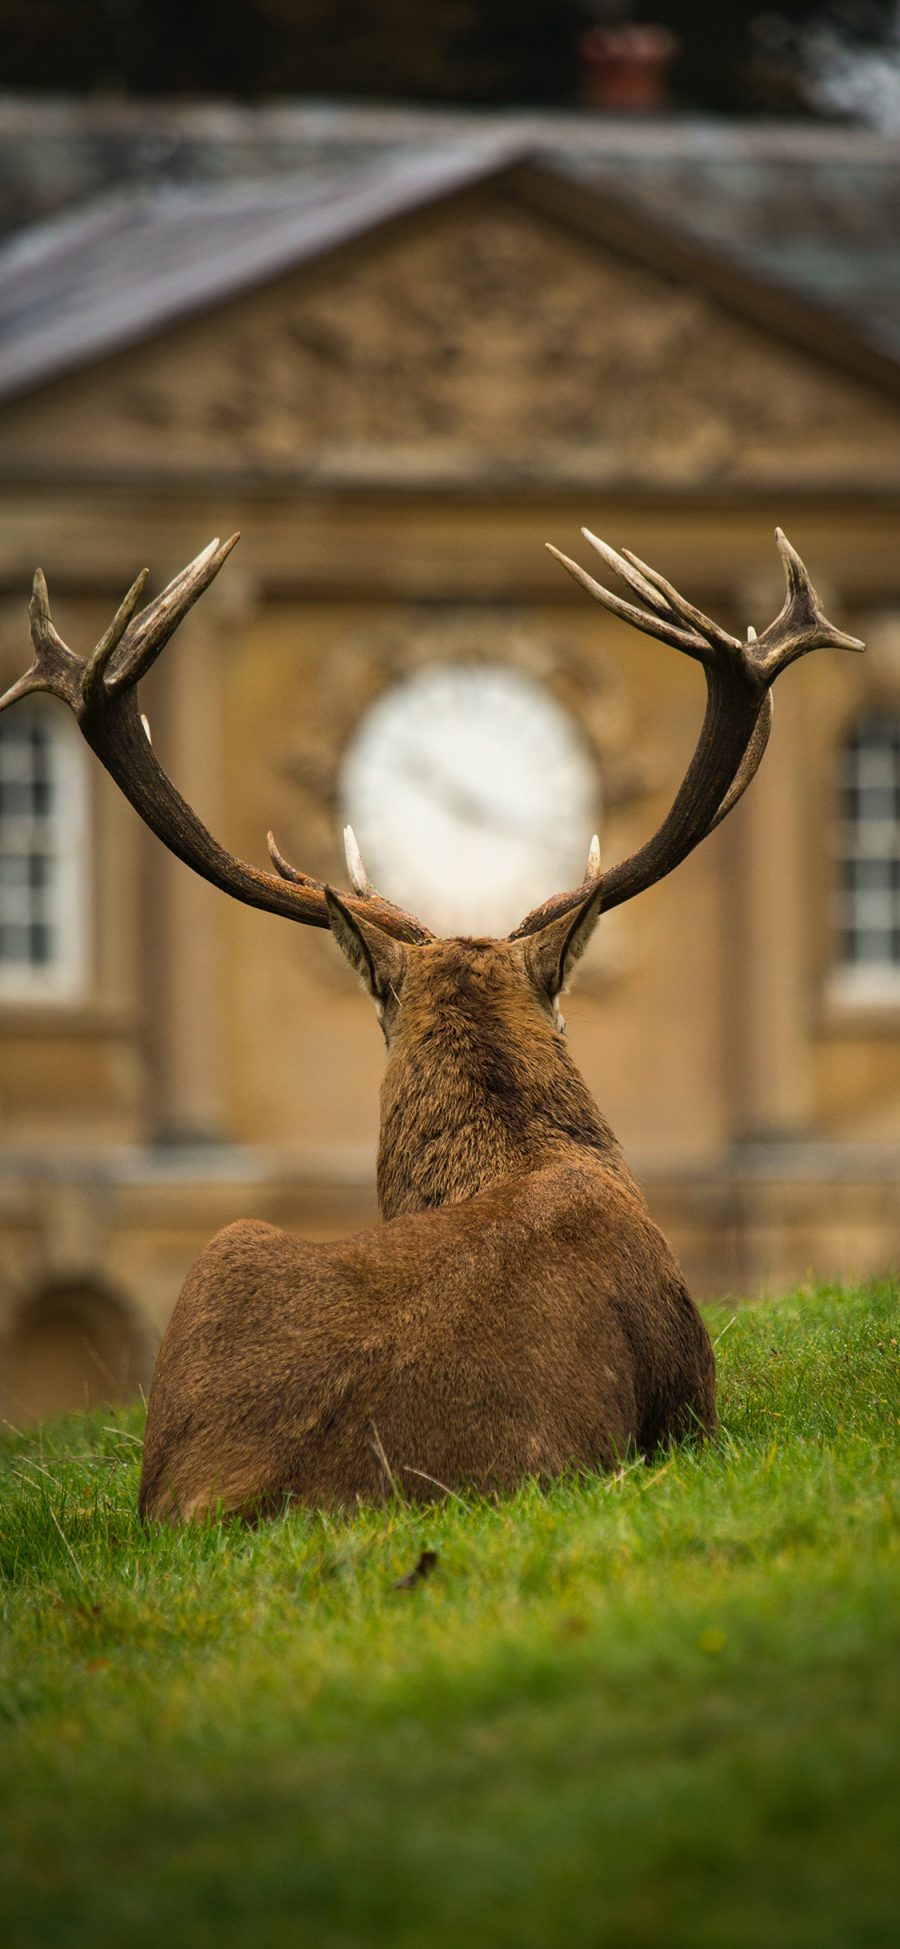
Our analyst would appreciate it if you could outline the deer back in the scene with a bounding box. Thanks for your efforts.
[138,936,715,1520]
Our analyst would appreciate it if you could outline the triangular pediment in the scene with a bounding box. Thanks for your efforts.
[2,162,899,494]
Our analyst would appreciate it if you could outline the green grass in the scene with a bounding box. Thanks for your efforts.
[1,1280,897,1948]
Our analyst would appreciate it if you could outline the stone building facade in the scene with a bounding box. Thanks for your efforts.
[0,109,897,1421]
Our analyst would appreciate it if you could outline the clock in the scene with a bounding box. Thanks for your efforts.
[340,662,599,938]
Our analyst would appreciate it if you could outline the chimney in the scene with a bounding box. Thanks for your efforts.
[578,24,679,112]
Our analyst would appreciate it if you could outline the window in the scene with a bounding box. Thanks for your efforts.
[837,711,900,995]
[0,703,87,999]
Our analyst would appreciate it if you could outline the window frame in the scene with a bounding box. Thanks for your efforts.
[830,705,900,1011]
[0,702,90,1005]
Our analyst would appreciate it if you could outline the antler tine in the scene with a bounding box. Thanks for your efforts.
[28,566,62,655]
[103,533,241,695]
[343,825,375,897]
[753,529,865,675]
[620,547,742,657]
[545,543,711,664]
[269,826,378,903]
[82,567,150,707]
[267,832,326,890]
[0,646,50,713]
[581,529,681,623]
[0,568,83,713]
[0,665,47,713]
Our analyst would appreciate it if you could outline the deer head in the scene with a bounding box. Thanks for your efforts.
[0,527,863,1220]
[326,878,617,1216]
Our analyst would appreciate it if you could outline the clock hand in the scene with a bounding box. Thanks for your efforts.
[390,745,562,851]
[390,745,493,826]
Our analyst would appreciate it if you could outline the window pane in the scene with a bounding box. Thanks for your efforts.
[838,713,900,974]
[851,859,892,892]
[28,921,53,965]
[855,930,895,964]
[0,778,34,817]
[31,773,53,817]
[0,922,29,962]
[0,856,28,892]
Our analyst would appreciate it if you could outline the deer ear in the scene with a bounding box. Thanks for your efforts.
[522,880,603,1002]
[324,888,407,1003]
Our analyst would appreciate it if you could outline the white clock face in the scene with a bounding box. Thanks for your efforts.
[340,663,599,938]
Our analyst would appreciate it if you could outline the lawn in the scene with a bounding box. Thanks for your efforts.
[0,1279,897,1948]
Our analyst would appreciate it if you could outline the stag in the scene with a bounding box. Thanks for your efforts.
[0,529,863,1519]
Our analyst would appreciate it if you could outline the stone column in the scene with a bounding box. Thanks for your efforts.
[723,678,814,1141]
[140,591,239,1144]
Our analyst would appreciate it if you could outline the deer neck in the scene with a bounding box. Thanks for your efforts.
[375,985,622,1220]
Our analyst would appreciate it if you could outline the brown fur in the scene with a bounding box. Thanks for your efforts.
[139,925,715,1521]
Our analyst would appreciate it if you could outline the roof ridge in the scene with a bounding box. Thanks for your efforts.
[0,133,524,266]
[0,95,898,157]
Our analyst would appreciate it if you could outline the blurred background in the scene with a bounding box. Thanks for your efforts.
[0,0,898,1422]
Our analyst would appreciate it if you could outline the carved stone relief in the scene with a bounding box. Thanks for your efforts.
[96,196,900,488]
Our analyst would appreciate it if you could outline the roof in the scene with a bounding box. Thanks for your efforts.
[0,102,898,406]
[0,142,522,403]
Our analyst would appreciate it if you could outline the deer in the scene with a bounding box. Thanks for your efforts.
[0,527,863,1519]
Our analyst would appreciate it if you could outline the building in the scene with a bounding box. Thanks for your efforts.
[0,105,898,1422]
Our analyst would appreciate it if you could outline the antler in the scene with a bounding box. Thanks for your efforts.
[512,528,864,939]
[0,539,431,946]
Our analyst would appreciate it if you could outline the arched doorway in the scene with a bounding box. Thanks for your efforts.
[0,1281,146,1426]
